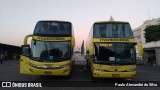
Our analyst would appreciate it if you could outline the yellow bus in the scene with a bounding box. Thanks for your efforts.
[20,20,75,76]
[86,20,143,79]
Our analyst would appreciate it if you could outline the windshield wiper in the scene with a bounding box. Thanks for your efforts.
[31,57,44,62]
[95,60,114,64]
[116,61,135,65]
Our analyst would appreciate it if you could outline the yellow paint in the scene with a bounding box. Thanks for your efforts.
[20,55,72,76]
[137,43,143,56]
[71,36,75,47]
[91,63,136,78]
[89,43,94,55]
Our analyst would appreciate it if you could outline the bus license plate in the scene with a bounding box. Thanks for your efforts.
[112,74,120,78]
[44,71,52,75]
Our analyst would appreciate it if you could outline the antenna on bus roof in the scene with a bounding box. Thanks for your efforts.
[109,16,114,21]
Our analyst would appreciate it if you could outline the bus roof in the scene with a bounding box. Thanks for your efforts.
[38,20,72,24]
[94,21,129,24]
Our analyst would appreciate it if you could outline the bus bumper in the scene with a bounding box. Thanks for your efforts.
[20,56,72,76]
[20,66,71,76]
[92,71,136,78]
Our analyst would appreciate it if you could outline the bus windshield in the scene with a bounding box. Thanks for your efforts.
[34,21,71,36]
[93,23,133,38]
[31,40,71,62]
[94,43,136,65]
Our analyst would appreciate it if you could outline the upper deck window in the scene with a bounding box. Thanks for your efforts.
[33,21,71,37]
[93,23,133,38]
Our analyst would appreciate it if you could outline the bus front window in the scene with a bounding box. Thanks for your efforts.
[94,43,136,65]
[94,43,115,64]
[34,21,71,36]
[31,40,71,62]
[93,23,133,38]
[115,43,136,64]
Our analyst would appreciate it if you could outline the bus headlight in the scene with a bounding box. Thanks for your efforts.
[94,68,105,72]
[29,63,48,69]
[126,68,136,72]
[37,66,48,68]
[60,64,69,68]
[29,62,69,69]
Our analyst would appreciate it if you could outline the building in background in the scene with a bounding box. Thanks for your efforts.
[133,18,160,44]
[0,43,21,60]
[133,17,160,66]
[81,40,84,55]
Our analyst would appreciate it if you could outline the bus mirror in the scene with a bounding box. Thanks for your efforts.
[137,43,143,56]
[22,45,31,57]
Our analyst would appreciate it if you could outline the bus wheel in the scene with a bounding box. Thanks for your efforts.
[91,77,97,82]
[65,73,72,79]
[90,73,97,82]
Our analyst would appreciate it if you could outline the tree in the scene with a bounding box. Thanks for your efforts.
[144,25,160,42]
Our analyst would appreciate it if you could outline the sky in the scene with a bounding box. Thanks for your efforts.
[0,0,160,49]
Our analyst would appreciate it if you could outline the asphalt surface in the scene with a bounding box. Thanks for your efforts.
[0,54,160,90]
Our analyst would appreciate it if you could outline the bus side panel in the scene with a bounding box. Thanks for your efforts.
[20,55,30,74]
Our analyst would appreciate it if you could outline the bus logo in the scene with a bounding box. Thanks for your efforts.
[100,38,129,42]
[2,82,11,87]
[37,37,65,41]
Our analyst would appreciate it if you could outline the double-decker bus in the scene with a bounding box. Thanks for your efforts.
[20,20,75,76]
[86,20,143,79]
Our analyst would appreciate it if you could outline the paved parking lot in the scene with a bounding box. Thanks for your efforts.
[0,54,160,89]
